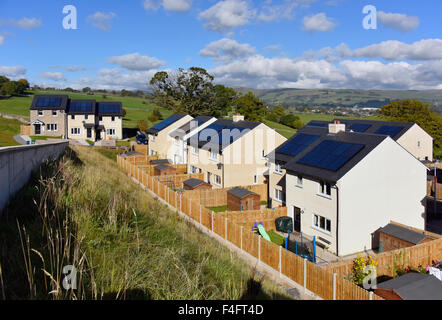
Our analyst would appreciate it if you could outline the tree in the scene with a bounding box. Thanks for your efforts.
[280,114,300,128]
[233,92,267,122]
[266,105,286,122]
[0,81,19,96]
[16,79,30,94]
[82,87,91,93]
[149,67,232,117]
[378,99,442,154]
[137,120,148,132]
[122,108,127,117]
[0,75,10,87]
[152,107,163,120]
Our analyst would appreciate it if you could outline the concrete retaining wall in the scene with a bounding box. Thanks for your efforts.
[0,141,69,213]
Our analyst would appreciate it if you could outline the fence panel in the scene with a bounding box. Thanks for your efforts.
[242,230,259,259]
[201,207,212,230]
[260,239,280,271]
[212,214,225,238]
[281,249,304,286]
[227,220,242,249]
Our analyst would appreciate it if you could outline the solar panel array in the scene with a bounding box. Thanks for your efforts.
[98,104,121,114]
[375,125,403,137]
[150,115,183,131]
[36,97,63,108]
[298,140,364,172]
[349,123,372,133]
[277,134,321,157]
[69,101,94,113]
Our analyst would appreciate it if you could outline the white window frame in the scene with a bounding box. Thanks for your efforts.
[85,114,89,120]
[151,135,155,142]
[209,151,218,161]
[111,116,115,122]
[312,214,332,234]
[318,181,332,199]
[107,128,116,136]
[38,110,43,116]
[296,175,303,188]
[190,165,196,174]
[213,174,222,186]
[52,110,58,117]
[192,146,199,156]
[71,128,81,135]
[274,189,283,202]
[71,115,75,120]
[274,163,283,175]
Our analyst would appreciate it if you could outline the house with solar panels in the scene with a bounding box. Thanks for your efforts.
[187,114,286,188]
[269,121,428,257]
[146,113,193,158]
[30,95,123,141]
[308,119,433,162]
[168,115,217,164]
[30,95,69,137]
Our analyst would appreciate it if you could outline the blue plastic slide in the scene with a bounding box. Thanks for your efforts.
[257,224,271,242]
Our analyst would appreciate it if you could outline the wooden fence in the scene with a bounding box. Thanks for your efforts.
[20,125,31,135]
[183,184,268,208]
[323,236,442,278]
[217,207,287,231]
[117,155,384,300]
[154,173,205,189]
[133,144,148,155]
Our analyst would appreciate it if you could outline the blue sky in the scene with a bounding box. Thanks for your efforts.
[0,0,441,90]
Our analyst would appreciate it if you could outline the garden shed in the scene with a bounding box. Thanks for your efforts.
[183,178,212,191]
[150,159,171,165]
[227,187,260,211]
[378,223,433,252]
[153,164,176,176]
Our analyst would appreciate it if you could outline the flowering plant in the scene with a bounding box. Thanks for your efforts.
[352,253,378,285]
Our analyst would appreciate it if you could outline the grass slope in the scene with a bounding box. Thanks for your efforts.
[0,116,21,147]
[0,146,290,300]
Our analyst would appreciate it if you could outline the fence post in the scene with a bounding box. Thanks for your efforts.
[369,291,373,301]
[180,194,182,212]
[258,236,261,262]
[211,212,214,232]
[333,273,337,300]
[240,226,243,250]
[225,218,228,240]
[175,192,177,209]
[189,198,191,219]
[279,246,282,277]
[303,258,307,293]
[200,205,202,224]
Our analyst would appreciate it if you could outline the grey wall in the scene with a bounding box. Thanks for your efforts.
[0,141,69,214]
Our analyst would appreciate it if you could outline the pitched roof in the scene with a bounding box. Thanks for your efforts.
[150,159,171,165]
[379,223,427,244]
[187,118,261,152]
[30,95,69,111]
[227,187,258,199]
[283,130,388,183]
[307,119,415,141]
[147,113,188,135]
[97,101,123,116]
[169,116,216,139]
[67,99,96,115]
[183,178,209,188]
[377,273,442,300]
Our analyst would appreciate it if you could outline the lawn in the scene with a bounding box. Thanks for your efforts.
[0,146,291,300]
[0,116,21,147]
[263,120,297,139]
[207,205,228,213]
[267,230,285,247]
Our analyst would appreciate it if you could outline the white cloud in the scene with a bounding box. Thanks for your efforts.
[39,72,65,81]
[95,68,161,91]
[303,12,336,32]
[200,38,255,63]
[199,0,256,33]
[143,0,193,12]
[265,44,282,51]
[108,53,166,71]
[0,66,27,79]
[49,65,87,72]
[208,54,442,90]
[0,35,4,45]
[378,11,420,32]
[87,12,117,31]
[0,17,42,29]
[258,0,316,22]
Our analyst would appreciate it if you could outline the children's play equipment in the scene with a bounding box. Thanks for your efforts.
[285,232,317,264]
[257,224,271,242]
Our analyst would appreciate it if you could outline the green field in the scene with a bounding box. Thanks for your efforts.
[0,116,21,147]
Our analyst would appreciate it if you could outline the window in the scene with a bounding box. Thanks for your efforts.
[313,214,331,233]
[52,111,58,117]
[262,149,266,159]
[190,166,196,174]
[85,114,89,120]
[275,163,283,174]
[192,146,198,156]
[296,175,303,188]
[151,135,155,142]
[71,115,75,120]
[107,129,116,135]
[47,124,58,131]
[213,174,222,186]
[274,189,284,202]
[111,116,115,122]
[418,141,421,148]
[99,116,103,121]
[38,110,43,116]
[254,175,258,185]
[210,151,218,161]
[71,128,81,135]
[319,181,331,197]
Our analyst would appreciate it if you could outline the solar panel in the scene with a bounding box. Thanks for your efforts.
[375,125,403,137]
[298,140,364,172]
[349,123,372,133]
[151,117,178,131]
[308,122,329,128]
[70,101,94,112]
[36,97,62,107]
[277,134,321,157]
[220,127,247,145]
[98,104,121,114]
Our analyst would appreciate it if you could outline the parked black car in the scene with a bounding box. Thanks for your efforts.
[136,132,148,145]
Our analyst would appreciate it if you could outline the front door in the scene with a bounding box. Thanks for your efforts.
[34,124,41,135]
[95,129,101,141]
[207,172,211,184]
[293,206,301,232]
[87,128,92,139]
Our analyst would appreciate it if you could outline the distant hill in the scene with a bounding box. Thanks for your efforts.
[233,87,442,113]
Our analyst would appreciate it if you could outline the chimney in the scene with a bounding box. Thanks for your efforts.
[233,113,245,122]
[328,120,346,134]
